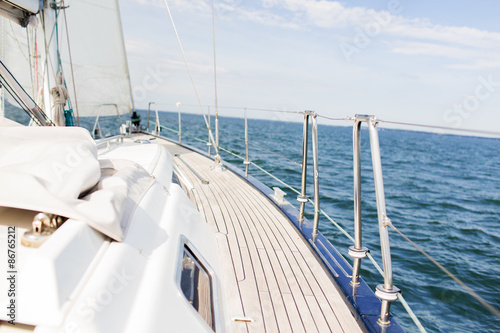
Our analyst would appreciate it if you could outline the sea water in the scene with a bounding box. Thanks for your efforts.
[142,111,500,333]
[7,108,500,332]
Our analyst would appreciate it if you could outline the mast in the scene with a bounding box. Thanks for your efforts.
[40,0,58,121]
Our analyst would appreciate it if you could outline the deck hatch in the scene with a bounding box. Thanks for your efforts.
[177,242,215,331]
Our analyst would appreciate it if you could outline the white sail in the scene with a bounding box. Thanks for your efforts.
[59,0,133,117]
[0,16,37,112]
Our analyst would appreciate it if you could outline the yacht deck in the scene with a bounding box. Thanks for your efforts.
[156,137,362,333]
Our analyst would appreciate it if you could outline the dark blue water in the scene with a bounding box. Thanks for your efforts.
[7,108,500,332]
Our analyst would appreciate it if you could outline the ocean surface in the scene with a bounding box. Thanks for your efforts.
[7,108,500,332]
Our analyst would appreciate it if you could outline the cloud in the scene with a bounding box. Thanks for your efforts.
[392,41,500,69]
[256,1,500,68]
[130,0,500,68]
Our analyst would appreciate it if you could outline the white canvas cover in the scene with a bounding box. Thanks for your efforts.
[0,126,153,240]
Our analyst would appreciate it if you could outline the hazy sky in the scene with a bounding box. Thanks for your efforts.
[119,0,500,134]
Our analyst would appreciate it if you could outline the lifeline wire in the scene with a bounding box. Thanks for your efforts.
[166,103,304,115]
[388,222,500,319]
[380,120,500,137]
[218,130,302,167]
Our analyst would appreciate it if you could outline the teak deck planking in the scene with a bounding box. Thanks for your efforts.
[158,139,362,333]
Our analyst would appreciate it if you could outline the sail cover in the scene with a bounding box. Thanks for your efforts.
[0,126,154,241]
[60,0,133,117]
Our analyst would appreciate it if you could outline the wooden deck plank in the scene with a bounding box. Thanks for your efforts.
[216,233,249,333]
[258,248,293,332]
[156,141,363,333]
[198,164,307,332]
[231,180,314,297]
[178,159,247,284]
[184,157,267,285]
[190,155,293,296]
[234,176,359,331]
[233,177,352,332]
[259,291,279,333]
[282,293,306,333]
[239,247,266,332]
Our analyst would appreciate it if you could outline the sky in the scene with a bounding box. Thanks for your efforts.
[118,0,500,135]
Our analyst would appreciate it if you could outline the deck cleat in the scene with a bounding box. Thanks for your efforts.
[21,213,66,248]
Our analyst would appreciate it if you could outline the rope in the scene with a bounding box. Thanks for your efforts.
[50,71,68,126]
[388,221,500,319]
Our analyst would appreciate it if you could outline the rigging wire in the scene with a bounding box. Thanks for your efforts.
[8,21,30,64]
[212,0,220,150]
[61,1,80,125]
[162,0,220,158]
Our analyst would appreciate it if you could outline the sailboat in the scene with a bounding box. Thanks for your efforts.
[0,0,464,332]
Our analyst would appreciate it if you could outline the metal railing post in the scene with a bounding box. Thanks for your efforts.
[215,108,219,151]
[367,117,400,326]
[154,103,160,135]
[243,107,251,177]
[310,112,320,243]
[349,115,400,326]
[177,102,181,143]
[349,116,369,286]
[207,106,212,155]
[297,112,310,226]
[147,102,153,132]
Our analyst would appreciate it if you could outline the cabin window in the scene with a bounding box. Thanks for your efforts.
[178,244,215,331]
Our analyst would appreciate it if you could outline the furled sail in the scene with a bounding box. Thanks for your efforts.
[59,0,133,117]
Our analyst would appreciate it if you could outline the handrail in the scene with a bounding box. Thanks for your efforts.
[350,114,400,327]
[297,112,310,226]
[296,111,321,242]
